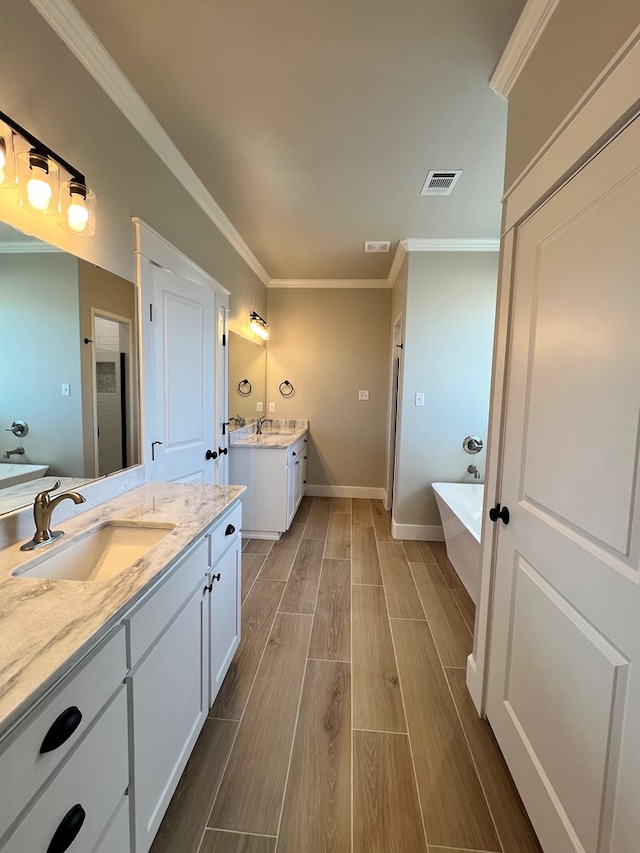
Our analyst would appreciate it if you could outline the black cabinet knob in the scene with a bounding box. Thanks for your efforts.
[225,523,236,536]
[40,706,83,754]
[489,503,510,525]
[205,449,218,460]
[218,447,228,456]
[47,804,86,853]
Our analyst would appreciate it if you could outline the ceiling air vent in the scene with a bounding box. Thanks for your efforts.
[364,241,391,253]
[421,170,462,196]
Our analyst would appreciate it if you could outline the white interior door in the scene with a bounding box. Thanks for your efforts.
[486,116,640,853]
[150,266,216,484]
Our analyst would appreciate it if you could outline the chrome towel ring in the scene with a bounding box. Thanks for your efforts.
[237,379,252,396]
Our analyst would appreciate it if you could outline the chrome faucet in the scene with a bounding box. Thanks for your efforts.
[467,464,481,480]
[255,416,273,435]
[229,415,246,427]
[20,480,86,551]
[3,446,25,459]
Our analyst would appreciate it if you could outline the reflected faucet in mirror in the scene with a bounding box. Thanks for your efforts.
[0,221,141,518]
[3,447,24,459]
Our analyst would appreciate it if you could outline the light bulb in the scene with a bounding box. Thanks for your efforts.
[27,176,52,211]
[0,146,5,185]
[67,199,89,233]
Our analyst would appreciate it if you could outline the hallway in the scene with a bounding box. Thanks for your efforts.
[150,497,541,853]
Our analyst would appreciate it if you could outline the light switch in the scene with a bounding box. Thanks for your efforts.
[358,390,369,400]
[415,392,425,407]
[61,383,71,397]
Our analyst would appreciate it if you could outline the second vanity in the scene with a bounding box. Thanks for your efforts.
[0,482,244,853]
[229,420,308,539]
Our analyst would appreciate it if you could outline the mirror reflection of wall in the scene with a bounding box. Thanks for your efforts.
[228,331,267,426]
[0,224,140,516]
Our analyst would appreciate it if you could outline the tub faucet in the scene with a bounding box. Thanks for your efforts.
[467,464,481,480]
[3,446,25,459]
[20,480,86,551]
[255,416,273,435]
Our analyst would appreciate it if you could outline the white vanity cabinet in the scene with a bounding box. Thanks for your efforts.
[230,432,307,538]
[0,627,129,853]
[207,501,242,704]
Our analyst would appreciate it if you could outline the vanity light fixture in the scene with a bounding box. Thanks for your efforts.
[0,109,96,235]
[249,311,270,340]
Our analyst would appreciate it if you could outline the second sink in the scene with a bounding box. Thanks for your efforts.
[12,522,176,583]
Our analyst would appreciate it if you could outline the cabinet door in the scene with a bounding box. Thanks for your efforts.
[128,577,208,853]
[209,536,241,704]
[286,459,297,528]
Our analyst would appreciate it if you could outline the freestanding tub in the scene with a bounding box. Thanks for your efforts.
[0,463,49,489]
[432,482,483,605]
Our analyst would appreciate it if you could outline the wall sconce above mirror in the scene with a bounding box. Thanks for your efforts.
[249,311,269,340]
[0,110,96,236]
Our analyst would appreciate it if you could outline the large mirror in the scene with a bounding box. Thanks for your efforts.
[0,223,140,515]
[228,331,267,428]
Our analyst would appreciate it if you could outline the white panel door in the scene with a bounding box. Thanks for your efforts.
[215,303,229,484]
[150,266,216,484]
[487,116,640,853]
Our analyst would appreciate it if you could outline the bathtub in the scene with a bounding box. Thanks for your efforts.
[0,463,49,489]
[432,482,483,605]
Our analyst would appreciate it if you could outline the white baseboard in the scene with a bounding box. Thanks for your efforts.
[390,520,444,541]
[305,484,385,500]
[466,653,484,716]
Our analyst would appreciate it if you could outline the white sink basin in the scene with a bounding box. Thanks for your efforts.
[0,463,49,488]
[12,522,175,583]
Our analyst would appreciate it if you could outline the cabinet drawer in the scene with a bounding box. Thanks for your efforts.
[125,536,207,668]
[287,435,307,466]
[94,796,130,853]
[1,686,128,853]
[209,502,242,563]
[0,626,127,838]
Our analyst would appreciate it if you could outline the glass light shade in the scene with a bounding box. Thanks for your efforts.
[17,150,59,214]
[59,180,96,236]
[0,126,17,189]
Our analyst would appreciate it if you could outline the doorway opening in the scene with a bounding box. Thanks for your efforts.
[385,316,403,512]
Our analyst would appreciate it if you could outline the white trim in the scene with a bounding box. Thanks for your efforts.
[403,238,500,252]
[386,241,408,288]
[390,520,444,542]
[0,241,63,253]
[268,278,388,289]
[305,484,385,500]
[490,0,562,99]
[29,0,271,287]
[133,218,229,296]
[502,24,640,232]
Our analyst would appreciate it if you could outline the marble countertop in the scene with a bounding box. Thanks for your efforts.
[0,482,244,740]
[230,419,308,449]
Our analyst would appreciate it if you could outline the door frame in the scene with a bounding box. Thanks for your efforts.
[468,26,640,714]
[384,313,403,511]
[133,219,230,477]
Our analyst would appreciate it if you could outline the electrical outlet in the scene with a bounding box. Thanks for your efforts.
[269,402,276,412]
[358,390,369,401]
[415,392,425,407]
[256,402,263,412]
[61,383,70,397]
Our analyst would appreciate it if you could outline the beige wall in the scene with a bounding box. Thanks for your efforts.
[0,0,266,330]
[0,253,84,476]
[504,0,640,188]
[393,252,498,531]
[266,288,391,490]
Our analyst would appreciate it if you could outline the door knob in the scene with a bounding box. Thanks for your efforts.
[205,449,218,460]
[489,503,510,525]
[218,447,228,456]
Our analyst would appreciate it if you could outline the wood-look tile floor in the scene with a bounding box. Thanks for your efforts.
[151,497,542,853]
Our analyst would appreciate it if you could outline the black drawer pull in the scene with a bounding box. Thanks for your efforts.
[225,523,236,536]
[40,706,83,754]
[292,451,296,456]
[212,573,221,583]
[47,804,86,853]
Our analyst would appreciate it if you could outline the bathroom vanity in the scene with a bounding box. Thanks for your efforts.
[0,482,244,853]
[229,421,308,538]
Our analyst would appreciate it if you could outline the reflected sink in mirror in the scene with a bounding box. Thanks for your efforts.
[12,522,175,583]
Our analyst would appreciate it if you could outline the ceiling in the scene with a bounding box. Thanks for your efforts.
[70,0,525,282]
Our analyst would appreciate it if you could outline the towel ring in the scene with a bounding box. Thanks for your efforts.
[237,379,252,396]
[279,380,295,397]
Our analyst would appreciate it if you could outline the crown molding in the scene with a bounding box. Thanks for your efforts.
[29,0,271,287]
[490,0,561,99]
[386,241,408,287]
[269,278,389,289]
[404,238,500,252]
[0,241,62,253]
